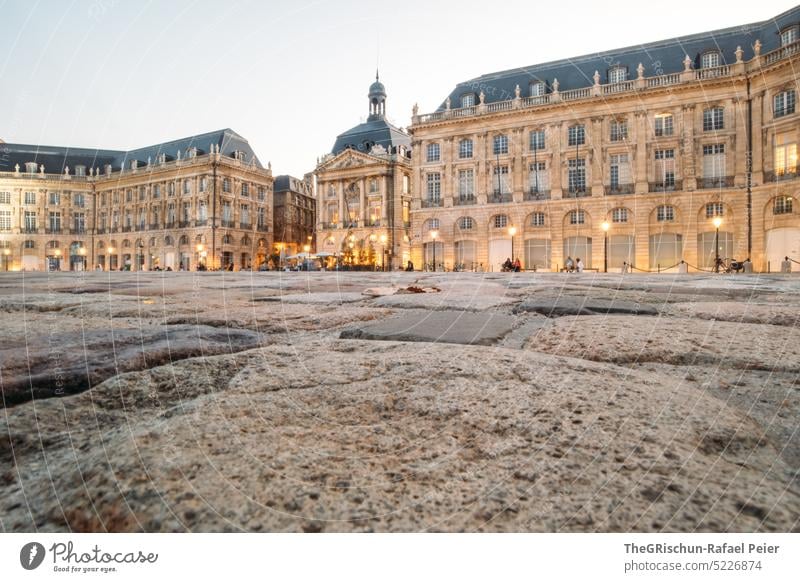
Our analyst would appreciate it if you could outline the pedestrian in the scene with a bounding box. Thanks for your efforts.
[576,257,584,273]
[513,257,521,272]
[565,256,574,272]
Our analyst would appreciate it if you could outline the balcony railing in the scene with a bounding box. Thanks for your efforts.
[606,184,635,195]
[649,180,682,193]
[179,221,191,228]
[453,195,476,206]
[421,198,442,208]
[764,39,800,65]
[524,189,551,201]
[73,227,86,234]
[697,176,734,189]
[256,224,269,232]
[22,227,38,234]
[240,222,251,229]
[764,170,798,183]
[489,192,513,203]
[165,221,176,229]
[221,220,234,228]
[46,227,62,234]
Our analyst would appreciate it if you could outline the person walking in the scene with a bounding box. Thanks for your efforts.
[565,256,574,273]
[576,257,584,273]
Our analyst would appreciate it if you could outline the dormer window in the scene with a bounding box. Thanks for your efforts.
[701,51,721,69]
[529,81,545,97]
[25,162,38,173]
[608,66,627,84]
[74,165,86,177]
[461,93,476,108]
[187,147,197,158]
[129,159,138,170]
[781,26,799,47]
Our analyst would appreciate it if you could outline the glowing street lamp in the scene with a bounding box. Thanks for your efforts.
[379,233,387,271]
[712,216,723,273]
[430,230,439,272]
[508,225,517,262]
[601,221,610,273]
[3,248,10,272]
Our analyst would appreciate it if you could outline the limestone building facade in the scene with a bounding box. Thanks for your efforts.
[409,7,800,272]
[0,129,273,271]
[273,174,316,256]
[315,74,413,270]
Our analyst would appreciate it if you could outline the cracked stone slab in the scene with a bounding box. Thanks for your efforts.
[513,296,659,317]
[252,292,366,304]
[340,309,515,346]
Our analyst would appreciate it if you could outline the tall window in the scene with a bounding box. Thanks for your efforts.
[703,107,724,131]
[258,186,265,201]
[774,196,793,215]
[138,209,146,229]
[493,134,509,155]
[781,26,799,46]
[200,178,207,193]
[0,210,11,231]
[705,202,724,218]
[530,212,546,227]
[126,189,132,202]
[461,94,475,108]
[612,208,628,223]
[459,139,473,159]
[610,119,628,142]
[569,210,585,225]
[426,143,440,162]
[529,81,546,97]
[458,169,474,198]
[24,192,36,205]
[458,217,474,230]
[48,212,61,232]
[568,125,586,146]
[774,90,796,118]
[426,173,441,202]
[701,51,721,69]
[369,179,378,193]
[241,204,250,226]
[610,154,631,190]
[222,178,231,193]
[608,67,627,83]
[654,113,674,137]
[568,158,586,193]
[0,192,11,204]
[49,192,60,205]
[198,200,207,222]
[774,132,798,177]
[655,149,676,188]
[222,201,232,222]
[24,211,37,231]
[258,207,267,227]
[74,193,85,208]
[529,162,548,193]
[139,186,146,200]
[656,205,675,222]
[529,129,545,151]
[181,202,190,223]
[493,165,510,195]
[702,144,726,179]
[493,215,508,228]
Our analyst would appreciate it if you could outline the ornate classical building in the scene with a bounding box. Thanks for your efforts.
[273,174,316,257]
[315,73,413,270]
[0,129,273,271]
[409,7,800,272]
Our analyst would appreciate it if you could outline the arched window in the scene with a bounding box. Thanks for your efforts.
[24,240,36,249]
[164,235,174,246]
[222,234,232,245]
[701,51,721,69]
[608,66,627,83]
[492,215,509,229]
[705,202,724,218]
[179,235,189,245]
[773,196,794,215]
[122,239,131,248]
[781,26,799,46]
[241,235,251,246]
[458,217,475,230]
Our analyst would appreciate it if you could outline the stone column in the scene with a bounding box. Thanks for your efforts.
[550,122,562,197]
[681,105,697,191]
[338,180,345,227]
[751,92,764,184]
[359,178,366,225]
[734,97,747,186]
[634,111,648,193]
[591,117,604,196]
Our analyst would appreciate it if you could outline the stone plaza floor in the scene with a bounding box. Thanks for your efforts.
[1,270,799,532]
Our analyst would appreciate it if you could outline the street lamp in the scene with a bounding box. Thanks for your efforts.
[601,221,610,273]
[3,248,10,271]
[430,230,439,272]
[379,233,387,271]
[712,216,723,273]
[508,225,517,262]
[369,233,378,270]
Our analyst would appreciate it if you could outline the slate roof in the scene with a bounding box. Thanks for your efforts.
[438,5,800,109]
[331,119,411,156]
[0,128,264,174]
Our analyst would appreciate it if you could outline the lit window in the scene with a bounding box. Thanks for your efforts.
[612,208,628,223]
[654,113,674,137]
[493,134,509,155]
[656,205,675,222]
[773,196,793,214]
[774,90,796,118]
[426,143,440,162]
[493,215,508,228]
[701,52,721,69]
[774,132,798,177]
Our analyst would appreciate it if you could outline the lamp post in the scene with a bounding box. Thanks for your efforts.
[713,216,722,273]
[379,233,387,271]
[303,243,311,271]
[508,225,517,262]
[369,233,378,270]
[3,248,10,271]
[196,244,205,269]
[430,230,439,272]
[601,220,610,273]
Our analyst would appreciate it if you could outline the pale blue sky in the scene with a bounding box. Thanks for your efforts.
[0,0,793,176]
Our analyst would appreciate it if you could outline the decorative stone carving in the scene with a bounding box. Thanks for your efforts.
[753,39,762,57]
[445,98,451,110]
[514,84,521,99]
[593,71,600,85]
[552,78,559,92]
[39,164,45,175]
[735,46,743,63]
[637,63,645,79]
[479,91,485,105]
[14,163,19,174]
[412,103,419,117]
[64,166,70,176]
[683,55,692,71]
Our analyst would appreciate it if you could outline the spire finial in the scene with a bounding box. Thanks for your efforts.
[376,68,379,82]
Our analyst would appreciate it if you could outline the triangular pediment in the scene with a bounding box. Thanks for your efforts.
[317,148,386,172]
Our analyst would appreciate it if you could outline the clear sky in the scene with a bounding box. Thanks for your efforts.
[0,0,794,177]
